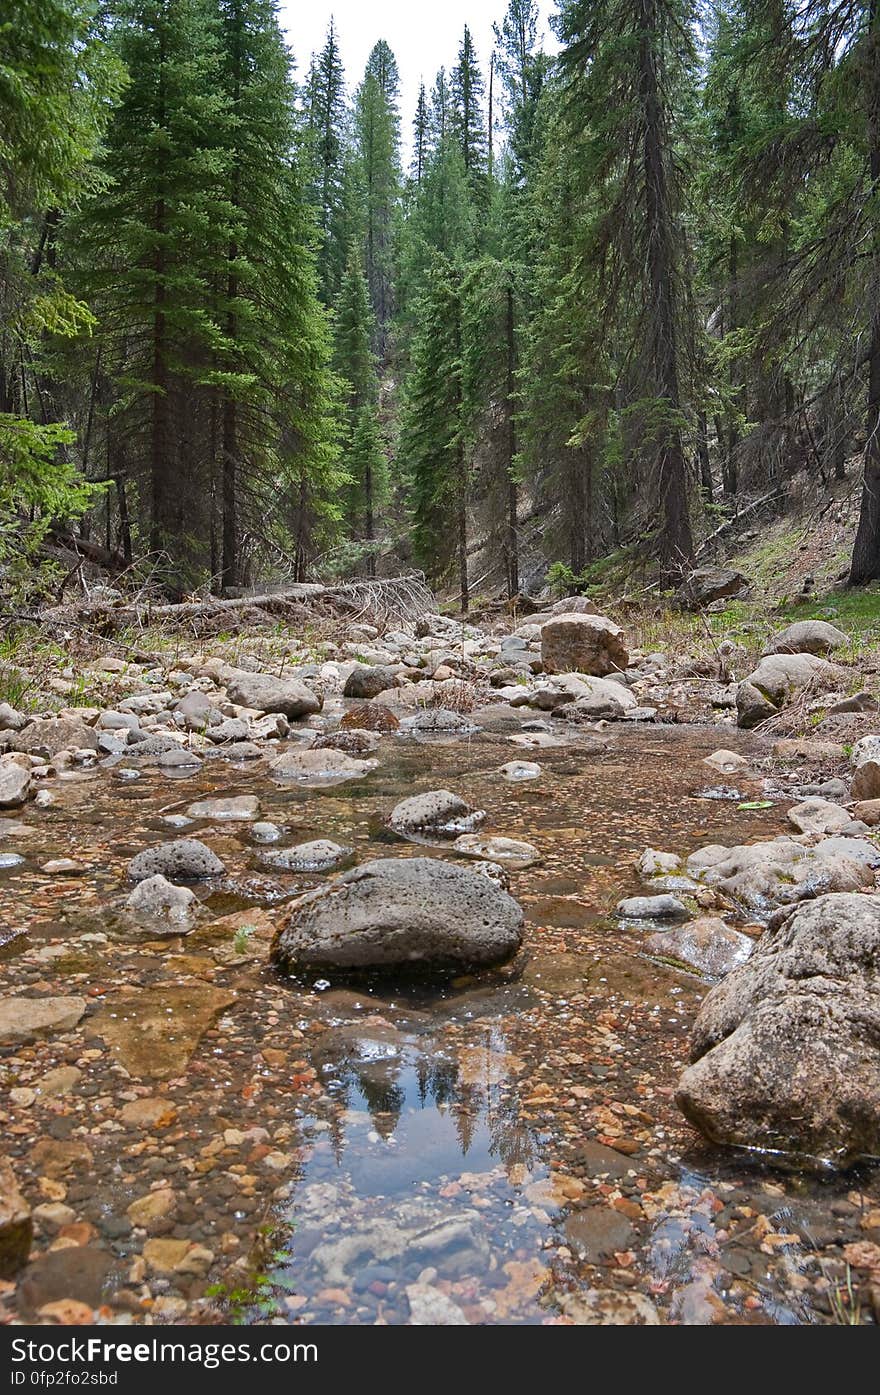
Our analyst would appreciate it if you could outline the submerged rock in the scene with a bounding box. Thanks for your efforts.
[540,614,629,678]
[273,857,524,973]
[451,833,540,868]
[127,839,225,882]
[499,760,542,781]
[676,892,880,1165]
[270,747,376,784]
[0,996,86,1044]
[94,983,236,1079]
[388,789,485,839]
[616,894,688,921]
[703,749,749,774]
[261,839,355,874]
[185,794,261,821]
[645,917,753,978]
[125,874,199,925]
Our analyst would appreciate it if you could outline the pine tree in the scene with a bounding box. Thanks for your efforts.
[411,84,429,187]
[353,41,401,356]
[72,0,235,590]
[0,0,121,580]
[450,26,488,208]
[401,257,469,609]
[302,19,349,306]
[555,0,698,571]
[334,248,386,567]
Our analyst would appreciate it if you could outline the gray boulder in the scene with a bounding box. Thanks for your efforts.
[127,839,225,882]
[11,716,98,757]
[273,857,524,973]
[850,735,880,802]
[261,840,355,873]
[786,797,860,835]
[389,789,485,838]
[529,672,636,716]
[0,759,31,809]
[683,835,879,915]
[343,665,401,699]
[270,747,376,783]
[676,892,880,1164]
[125,874,199,925]
[0,704,27,733]
[225,670,321,719]
[541,613,629,677]
[762,620,848,657]
[736,653,840,728]
[675,566,750,610]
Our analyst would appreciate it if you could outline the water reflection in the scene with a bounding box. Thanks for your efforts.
[265,1021,550,1323]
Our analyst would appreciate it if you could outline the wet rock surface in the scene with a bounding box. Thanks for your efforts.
[676,893,880,1165]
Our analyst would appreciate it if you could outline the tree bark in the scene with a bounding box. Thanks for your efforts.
[638,0,694,571]
[850,0,880,583]
[505,281,519,598]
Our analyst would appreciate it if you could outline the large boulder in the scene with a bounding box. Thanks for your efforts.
[540,614,629,678]
[762,620,848,657]
[683,835,879,915]
[127,839,225,882]
[273,857,524,974]
[676,892,880,1165]
[735,653,840,728]
[11,716,98,757]
[674,566,750,610]
[224,670,321,719]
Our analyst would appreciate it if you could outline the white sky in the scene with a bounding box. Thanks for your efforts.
[278,1,560,156]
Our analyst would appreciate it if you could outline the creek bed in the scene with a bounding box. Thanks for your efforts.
[1,722,876,1325]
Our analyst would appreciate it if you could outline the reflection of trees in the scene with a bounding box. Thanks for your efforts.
[308,1027,540,1174]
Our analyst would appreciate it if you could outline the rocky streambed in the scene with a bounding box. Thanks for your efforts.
[1,604,879,1326]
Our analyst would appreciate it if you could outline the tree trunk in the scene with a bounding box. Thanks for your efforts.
[505,282,519,598]
[637,0,694,571]
[850,0,880,583]
[150,31,168,560]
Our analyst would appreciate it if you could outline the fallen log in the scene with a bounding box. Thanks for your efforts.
[46,574,437,632]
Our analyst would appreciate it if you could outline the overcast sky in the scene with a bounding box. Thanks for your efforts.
[278,1,560,157]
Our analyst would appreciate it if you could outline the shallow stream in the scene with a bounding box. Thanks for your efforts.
[2,721,877,1325]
